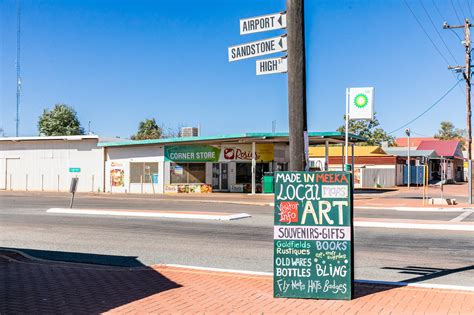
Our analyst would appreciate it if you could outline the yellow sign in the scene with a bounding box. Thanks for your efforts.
[220,144,274,162]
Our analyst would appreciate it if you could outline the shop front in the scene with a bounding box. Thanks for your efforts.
[163,143,275,193]
[99,132,365,194]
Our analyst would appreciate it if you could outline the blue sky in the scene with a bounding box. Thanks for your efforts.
[0,0,469,138]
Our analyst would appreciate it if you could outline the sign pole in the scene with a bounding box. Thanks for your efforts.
[287,0,307,171]
[469,161,473,204]
[252,141,256,195]
[345,88,349,167]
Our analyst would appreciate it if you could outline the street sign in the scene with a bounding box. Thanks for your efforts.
[228,35,287,62]
[240,12,287,35]
[256,57,287,75]
[274,171,354,300]
[69,167,81,173]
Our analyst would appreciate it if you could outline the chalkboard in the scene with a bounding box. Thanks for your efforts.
[273,171,353,300]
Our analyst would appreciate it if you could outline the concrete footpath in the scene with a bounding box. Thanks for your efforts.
[1,251,473,314]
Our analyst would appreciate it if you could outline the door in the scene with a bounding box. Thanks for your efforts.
[211,163,229,191]
[0,159,5,190]
[221,164,228,190]
[212,163,220,190]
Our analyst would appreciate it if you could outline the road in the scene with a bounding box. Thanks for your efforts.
[1,192,473,287]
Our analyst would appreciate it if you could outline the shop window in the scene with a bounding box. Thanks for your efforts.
[236,163,270,184]
[170,163,206,184]
[130,162,158,184]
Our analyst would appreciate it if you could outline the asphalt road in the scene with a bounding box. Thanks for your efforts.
[1,192,473,287]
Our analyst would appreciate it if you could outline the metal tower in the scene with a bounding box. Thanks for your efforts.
[15,0,21,136]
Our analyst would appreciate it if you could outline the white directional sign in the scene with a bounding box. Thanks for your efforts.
[240,12,287,35]
[228,35,287,62]
[256,57,287,75]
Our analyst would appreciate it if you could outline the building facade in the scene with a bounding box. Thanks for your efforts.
[0,135,104,192]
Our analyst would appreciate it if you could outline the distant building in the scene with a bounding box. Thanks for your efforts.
[395,137,436,147]
[309,146,397,188]
[180,127,199,137]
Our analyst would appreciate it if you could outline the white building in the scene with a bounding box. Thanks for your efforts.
[0,135,104,192]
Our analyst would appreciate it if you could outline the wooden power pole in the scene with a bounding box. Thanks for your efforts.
[445,19,472,203]
[286,0,307,171]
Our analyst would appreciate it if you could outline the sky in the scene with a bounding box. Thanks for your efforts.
[0,0,470,139]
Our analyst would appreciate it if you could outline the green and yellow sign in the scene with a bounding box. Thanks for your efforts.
[274,171,353,300]
[165,145,221,162]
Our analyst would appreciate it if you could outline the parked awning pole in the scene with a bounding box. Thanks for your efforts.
[252,141,256,195]
[325,140,329,171]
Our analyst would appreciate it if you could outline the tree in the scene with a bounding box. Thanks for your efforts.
[337,113,394,146]
[38,103,84,136]
[434,121,465,140]
[131,118,163,140]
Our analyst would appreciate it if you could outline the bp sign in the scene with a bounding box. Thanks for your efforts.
[273,171,354,300]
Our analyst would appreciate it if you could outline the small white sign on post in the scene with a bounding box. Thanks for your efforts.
[228,35,287,62]
[240,12,287,35]
[348,87,374,120]
[256,57,287,75]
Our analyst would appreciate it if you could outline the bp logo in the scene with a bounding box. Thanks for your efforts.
[354,93,368,108]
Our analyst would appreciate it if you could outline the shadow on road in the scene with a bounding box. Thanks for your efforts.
[381,265,474,283]
[0,248,181,314]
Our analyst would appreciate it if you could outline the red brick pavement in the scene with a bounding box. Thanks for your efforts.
[1,251,473,314]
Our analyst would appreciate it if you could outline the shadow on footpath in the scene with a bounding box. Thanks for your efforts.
[382,265,474,283]
[0,248,181,314]
[352,264,474,299]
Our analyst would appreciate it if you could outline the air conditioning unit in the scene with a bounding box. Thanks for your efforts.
[180,127,199,137]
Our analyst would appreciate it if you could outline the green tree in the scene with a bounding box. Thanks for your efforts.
[131,118,163,140]
[434,121,465,140]
[38,103,84,136]
[337,113,394,146]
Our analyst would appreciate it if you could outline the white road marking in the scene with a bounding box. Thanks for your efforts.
[46,208,251,221]
[162,264,474,292]
[356,206,473,212]
[450,211,473,222]
[354,221,474,231]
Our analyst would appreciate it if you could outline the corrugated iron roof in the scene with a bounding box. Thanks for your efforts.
[98,132,366,147]
[416,140,463,159]
[395,137,435,147]
[384,148,439,158]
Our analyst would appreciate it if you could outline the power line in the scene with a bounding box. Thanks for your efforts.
[411,131,431,137]
[403,0,451,65]
[389,79,462,135]
[429,0,465,95]
[419,0,458,63]
[466,0,474,20]
[451,0,463,24]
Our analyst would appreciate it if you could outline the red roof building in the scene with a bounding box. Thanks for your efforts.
[416,140,464,159]
[395,137,435,147]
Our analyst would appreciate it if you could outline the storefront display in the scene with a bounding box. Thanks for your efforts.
[165,184,212,194]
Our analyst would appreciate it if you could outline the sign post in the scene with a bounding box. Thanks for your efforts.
[274,171,354,300]
[69,177,79,208]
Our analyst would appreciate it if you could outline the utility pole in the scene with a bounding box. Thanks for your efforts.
[286,0,307,171]
[444,18,472,204]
